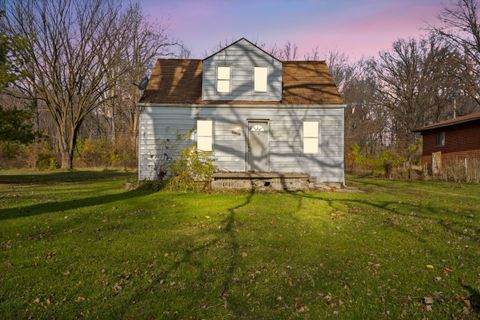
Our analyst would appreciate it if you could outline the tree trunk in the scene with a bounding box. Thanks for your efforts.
[111,104,116,146]
[60,149,73,170]
[57,123,80,170]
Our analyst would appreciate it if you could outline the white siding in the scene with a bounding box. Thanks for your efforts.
[202,39,282,101]
[138,105,345,183]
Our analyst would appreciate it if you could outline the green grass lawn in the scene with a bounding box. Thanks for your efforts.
[0,170,479,319]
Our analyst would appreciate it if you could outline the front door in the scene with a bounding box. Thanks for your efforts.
[247,121,269,172]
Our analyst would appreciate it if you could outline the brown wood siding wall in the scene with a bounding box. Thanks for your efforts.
[421,120,480,161]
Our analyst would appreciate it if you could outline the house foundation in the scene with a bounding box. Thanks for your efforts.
[211,172,320,191]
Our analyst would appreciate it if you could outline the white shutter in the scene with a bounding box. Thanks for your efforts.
[254,67,268,92]
[197,120,213,151]
[303,121,319,154]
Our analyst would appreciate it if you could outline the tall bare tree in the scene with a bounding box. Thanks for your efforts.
[2,0,151,169]
[111,4,179,150]
[369,35,462,145]
[435,0,480,106]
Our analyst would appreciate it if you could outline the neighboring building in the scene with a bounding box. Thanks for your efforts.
[137,38,346,187]
[414,111,480,174]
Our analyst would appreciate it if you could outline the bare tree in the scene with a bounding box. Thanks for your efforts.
[369,35,462,145]
[269,41,299,60]
[101,3,179,149]
[435,0,480,105]
[1,0,171,169]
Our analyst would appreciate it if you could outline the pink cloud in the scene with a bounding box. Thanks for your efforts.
[293,3,443,59]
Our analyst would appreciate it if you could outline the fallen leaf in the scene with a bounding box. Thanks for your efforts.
[295,303,308,313]
[460,296,471,308]
[424,296,434,305]
[34,297,40,304]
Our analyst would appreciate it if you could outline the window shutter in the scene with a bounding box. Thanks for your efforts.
[197,120,213,151]
[303,121,319,154]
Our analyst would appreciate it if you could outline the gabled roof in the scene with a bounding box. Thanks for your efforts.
[203,37,282,63]
[140,59,344,105]
[414,111,480,132]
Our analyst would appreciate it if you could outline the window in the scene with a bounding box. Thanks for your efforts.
[254,67,268,92]
[436,131,445,147]
[303,121,319,154]
[217,66,230,93]
[197,120,213,151]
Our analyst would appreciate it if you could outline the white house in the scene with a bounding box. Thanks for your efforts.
[137,38,346,188]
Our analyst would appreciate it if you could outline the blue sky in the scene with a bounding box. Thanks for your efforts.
[143,0,447,59]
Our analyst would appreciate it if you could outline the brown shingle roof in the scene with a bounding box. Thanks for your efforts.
[414,111,480,132]
[140,59,343,105]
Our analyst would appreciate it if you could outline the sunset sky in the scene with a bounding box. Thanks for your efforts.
[144,0,447,60]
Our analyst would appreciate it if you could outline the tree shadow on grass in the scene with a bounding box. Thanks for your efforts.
[292,191,480,245]
[0,170,133,184]
[463,285,480,314]
[0,189,154,221]
[122,189,255,318]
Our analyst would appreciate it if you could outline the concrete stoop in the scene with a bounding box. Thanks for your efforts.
[211,172,342,191]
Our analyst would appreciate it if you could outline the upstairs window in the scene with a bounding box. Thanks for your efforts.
[303,121,319,154]
[436,131,445,147]
[217,66,230,93]
[254,67,268,92]
[197,120,213,151]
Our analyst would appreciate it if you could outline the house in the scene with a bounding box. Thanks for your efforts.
[137,38,346,189]
[414,111,480,174]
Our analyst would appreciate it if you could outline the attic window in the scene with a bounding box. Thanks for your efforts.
[254,67,268,92]
[303,121,319,154]
[217,66,230,93]
[436,131,445,147]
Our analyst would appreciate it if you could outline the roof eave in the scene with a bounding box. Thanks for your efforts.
[413,117,480,132]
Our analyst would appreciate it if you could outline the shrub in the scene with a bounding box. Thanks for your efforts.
[347,143,405,178]
[24,141,59,170]
[75,138,111,167]
[165,145,216,192]
[75,136,136,169]
[0,141,27,168]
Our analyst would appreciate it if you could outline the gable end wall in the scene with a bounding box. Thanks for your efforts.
[202,39,282,101]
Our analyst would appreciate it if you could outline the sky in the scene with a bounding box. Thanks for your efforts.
[143,0,448,60]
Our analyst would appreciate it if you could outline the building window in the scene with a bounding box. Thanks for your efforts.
[217,66,230,93]
[303,121,319,154]
[436,131,445,147]
[197,120,213,151]
[254,67,268,92]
